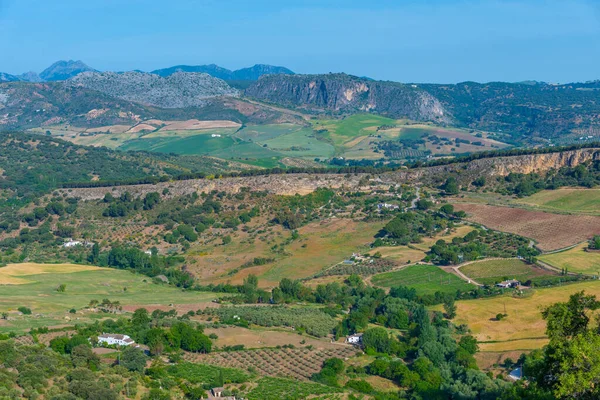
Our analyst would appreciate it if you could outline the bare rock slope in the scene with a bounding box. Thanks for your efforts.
[68,71,239,108]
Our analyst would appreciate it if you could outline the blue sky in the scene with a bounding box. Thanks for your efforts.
[1,0,599,83]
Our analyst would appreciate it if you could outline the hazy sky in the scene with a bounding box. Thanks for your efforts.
[1,0,599,83]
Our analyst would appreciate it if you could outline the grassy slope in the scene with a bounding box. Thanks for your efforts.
[0,263,219,332]
[512,188,600,215]
[371,264,474,295]
[540,243,600,275]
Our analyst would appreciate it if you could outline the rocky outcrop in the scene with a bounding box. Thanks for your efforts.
[67,71,239,108]
[61,148,600,200]
[245,73,450,122]
[60,173,370,201]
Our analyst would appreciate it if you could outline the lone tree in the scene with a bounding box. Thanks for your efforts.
[120,346,147,373]
[444,299,457,319]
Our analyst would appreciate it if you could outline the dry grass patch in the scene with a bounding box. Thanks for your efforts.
[539,243,600,275]
[453,280,600,351]
[0,263,102,285]
[454,203,600,251]
[474,351,528,371]
[374,246,426,263]
[205,326,341,349]
[411,225,476,251]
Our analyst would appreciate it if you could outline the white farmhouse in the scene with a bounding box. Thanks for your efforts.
[63,240,82,248]
[98,333,135,346]
[346,333,363,345]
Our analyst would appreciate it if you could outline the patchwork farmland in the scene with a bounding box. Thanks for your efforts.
[453,203,600,251]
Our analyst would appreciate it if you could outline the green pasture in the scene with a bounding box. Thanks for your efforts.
[460,259,551,285]
[513,189,600,215]
[235,124,301,142]
[118,134,235,155]
[0,265,219,332]
[371,264,474,295]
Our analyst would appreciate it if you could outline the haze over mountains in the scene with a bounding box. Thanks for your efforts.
[0,60,294,83]
[3,59,600,144]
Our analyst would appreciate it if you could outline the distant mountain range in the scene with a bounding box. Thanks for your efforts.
[3,59,600,142]
[0,60,294,83]
[151,64,294,81]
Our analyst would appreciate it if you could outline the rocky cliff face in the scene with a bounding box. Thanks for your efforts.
[488,149,600,176]
[245,73,449,122]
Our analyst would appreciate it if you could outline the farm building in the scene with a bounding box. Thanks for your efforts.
[377,203,399,210]
[62,240,94,248]
[98,333,135,346]
[208,387,235,399]
[496,279,520,288]
[346,333,363,345]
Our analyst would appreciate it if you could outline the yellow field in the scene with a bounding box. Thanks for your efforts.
[0,263,102,285]
[539,243,600,275]
[453,280,600,352]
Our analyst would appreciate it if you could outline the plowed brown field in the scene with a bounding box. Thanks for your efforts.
[454,203,600,251]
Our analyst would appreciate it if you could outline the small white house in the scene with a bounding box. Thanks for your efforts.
[377,203,399,211]
[98,333,135,347]
[63,240,94,248]
[346,333,363,345]
[496,279,520,289]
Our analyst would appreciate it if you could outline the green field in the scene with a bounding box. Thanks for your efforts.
[460,259,552,285]
[262,127,335,158]
[316,114,397,140]
[247,377,342,400]
[540,243,600,275]
[118,133,235,155]
[513,189,600,215]
[370,264,474,294]
[0,263,219,332]
[236,124,301,142]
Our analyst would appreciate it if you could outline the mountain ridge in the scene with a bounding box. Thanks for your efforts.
[151,63,294,80]
[67,71,239,108]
